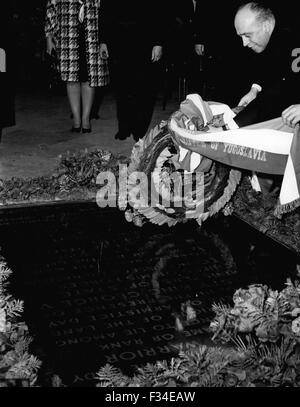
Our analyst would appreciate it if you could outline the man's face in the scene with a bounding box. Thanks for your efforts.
[234,9,272,53]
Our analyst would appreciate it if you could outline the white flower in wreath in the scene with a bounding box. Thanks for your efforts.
[292,316,300,335]
[291,307,300,318]
[124,210,134,222]
[0,307,6,333]
[100,151,112,162]
[186,303,197,322]
[265,292,279,316]
[155,204,175,214]
[210,320,219,331]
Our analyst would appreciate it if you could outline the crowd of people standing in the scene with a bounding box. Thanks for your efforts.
[42,0,249,141]
[1,0,300,143]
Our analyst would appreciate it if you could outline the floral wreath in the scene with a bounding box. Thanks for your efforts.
[122,113,241,227]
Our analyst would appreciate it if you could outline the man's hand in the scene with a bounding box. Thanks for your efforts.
[282,104,300,128]
[195,44,205,56]
[100,43,109,59]
[151,46,162,62]
[46,35,56,55]
[238,88,259,107]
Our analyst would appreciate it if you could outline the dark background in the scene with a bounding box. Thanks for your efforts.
[1,0,299,91]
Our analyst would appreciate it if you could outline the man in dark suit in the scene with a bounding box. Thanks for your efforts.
[231,2,300,193]
[99,0,166,141]
[233,1,300,127]
[164,0,204,95]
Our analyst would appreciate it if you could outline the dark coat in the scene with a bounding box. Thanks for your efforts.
[45,0,109,87]
[235,26,300,126]
[99,0,166,57]
[0,4,15,129]
[164,0,201,59]
[195,0,242,55]
[168,0,200,44]
[99,0,167,138]
[248,26,300,91]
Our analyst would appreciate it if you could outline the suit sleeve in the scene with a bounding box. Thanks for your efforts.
[98,0,111,44]
[250,29,298,90]
[150,0,168,46]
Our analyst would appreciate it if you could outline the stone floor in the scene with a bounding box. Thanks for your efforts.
[0,88,179,180]
[1,203,296,386]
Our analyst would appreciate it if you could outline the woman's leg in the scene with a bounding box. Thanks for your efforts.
[66,81,81,128]
[81,81,95,129]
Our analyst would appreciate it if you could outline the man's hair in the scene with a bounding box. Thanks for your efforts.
[237,2,275,24]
